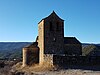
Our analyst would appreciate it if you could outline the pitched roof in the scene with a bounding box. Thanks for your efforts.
[64,37,81,44]
[38,11,64,24]
[24,42,38,48]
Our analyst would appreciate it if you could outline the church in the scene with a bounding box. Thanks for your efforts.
[22,11,82,67]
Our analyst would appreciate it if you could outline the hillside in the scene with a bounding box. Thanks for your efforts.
[0,42,32,60]
[0,42,100,60]
[82,44,100,56]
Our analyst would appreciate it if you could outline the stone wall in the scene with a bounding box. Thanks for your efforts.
[44,14,64,54]
[64,44,82,55]
[53,55,100,66]
[23,48,28,67]
[44,54,53,66]
[38,20,45,65]
[22,47,39,67]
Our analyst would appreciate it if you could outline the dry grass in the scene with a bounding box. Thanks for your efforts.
[11,62,100,75]
[12,62,55,73]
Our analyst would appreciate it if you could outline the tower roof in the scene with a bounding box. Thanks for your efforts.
[45,11,64,21]
[38,11,64,24]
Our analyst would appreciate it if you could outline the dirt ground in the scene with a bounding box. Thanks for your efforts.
[10,69,100,75]
[38,70,100,75]
[11,62,100,75]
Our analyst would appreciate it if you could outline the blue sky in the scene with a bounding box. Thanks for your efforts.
[0,0,100,43]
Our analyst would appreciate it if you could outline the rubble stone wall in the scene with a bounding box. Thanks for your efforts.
[44,54,53,66]
[64,44,82,55]
[23,47,39,67]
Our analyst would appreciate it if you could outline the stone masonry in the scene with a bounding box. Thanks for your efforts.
[22,11,82,67]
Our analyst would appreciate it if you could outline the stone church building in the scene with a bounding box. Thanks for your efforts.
[22,11,82,67]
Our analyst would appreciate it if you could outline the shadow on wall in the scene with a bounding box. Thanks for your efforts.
[53,55,100,71]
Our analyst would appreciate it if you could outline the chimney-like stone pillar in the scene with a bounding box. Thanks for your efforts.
[22,48,28,67]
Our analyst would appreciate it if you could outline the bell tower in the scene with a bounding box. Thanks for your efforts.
[44,11,64,54]
[38,11,64,64]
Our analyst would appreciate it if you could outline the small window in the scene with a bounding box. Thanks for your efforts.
[50,22,53,31]
[56,22,60,31]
